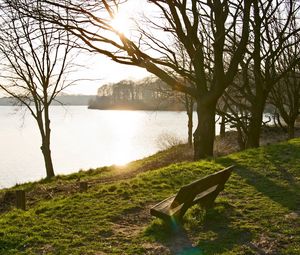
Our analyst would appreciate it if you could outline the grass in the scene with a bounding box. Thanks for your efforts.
[0,139,299,254]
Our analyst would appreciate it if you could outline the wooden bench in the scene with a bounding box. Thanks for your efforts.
[150,166,234,223]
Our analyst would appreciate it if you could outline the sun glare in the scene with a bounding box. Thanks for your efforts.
[107,111,139,165]
[111,12,133,36]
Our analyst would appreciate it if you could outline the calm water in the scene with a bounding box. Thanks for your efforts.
[0,106,199,188]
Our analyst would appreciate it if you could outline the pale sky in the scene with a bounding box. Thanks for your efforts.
[65,53,150,95]
[0,0,160,97]
[65,0,154,95]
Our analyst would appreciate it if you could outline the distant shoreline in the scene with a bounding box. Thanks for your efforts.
[88,105,187,111]
[0,95,95,106]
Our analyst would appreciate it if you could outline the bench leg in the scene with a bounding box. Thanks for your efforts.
[201,190,222,208]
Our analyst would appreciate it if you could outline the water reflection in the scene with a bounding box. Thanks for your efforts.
[106,111,140,165]
[0,107,190,188]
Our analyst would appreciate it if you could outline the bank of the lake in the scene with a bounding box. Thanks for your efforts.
[0,106,197,188]
[0,138,299,254]
[1,105,280,189]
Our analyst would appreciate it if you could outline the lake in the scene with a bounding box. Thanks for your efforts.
[0,106,203,188]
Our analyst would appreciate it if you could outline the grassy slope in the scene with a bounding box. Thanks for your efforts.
[0,139,299,255]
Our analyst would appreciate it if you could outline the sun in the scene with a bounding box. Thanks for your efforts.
[111,12,133,37]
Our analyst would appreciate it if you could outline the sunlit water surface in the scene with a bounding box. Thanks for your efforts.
[0,106,203,188]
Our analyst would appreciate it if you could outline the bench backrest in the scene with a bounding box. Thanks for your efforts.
[170,165,234,209]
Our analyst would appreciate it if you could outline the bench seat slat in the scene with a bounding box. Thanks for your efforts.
[151,195,175,214]
[192,184,218,204]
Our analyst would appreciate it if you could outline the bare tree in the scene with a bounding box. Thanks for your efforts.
[217,81,252,150]
[269,66,300,139]
[10,0,252,159]
[150,83,195,146]
[245,0,300,147]
[173,41,195,147]
[218,0,300,148]
[0,3,74,178]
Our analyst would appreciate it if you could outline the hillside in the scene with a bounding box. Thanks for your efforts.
[0,139,299,254]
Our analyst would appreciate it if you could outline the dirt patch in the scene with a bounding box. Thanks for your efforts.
[110,205,170,254]
[249,233,280,254]
[112,206,151,236]
[111,204,204,255]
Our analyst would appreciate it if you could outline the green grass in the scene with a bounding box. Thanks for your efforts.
[0,139,299,254]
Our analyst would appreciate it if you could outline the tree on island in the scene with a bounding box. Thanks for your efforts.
[0,3,75,178]
[92,76,195,146]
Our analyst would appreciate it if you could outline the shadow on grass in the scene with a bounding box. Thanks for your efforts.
[145,219,204,255]
[219,155,300,212]
[0,238,20,253]
[195,202,252,254]
[145,202,251,255]
[262,143,300,185]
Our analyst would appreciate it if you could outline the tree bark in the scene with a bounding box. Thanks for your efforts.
[287,120,295,139]
[37,108,55,179]
[246,99,265,148]
[185,94,194,147]
[187,111,193,147]
[41,137,55,179]
[237,126,246,150]
[219,113,226,138]
[193,100,216,160]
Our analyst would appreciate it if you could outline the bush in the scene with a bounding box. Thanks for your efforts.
[156,132,184,150]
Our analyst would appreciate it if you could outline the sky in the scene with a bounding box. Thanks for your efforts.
[64,0,154,95]
[0,0,160,97]
[65,53,150,95]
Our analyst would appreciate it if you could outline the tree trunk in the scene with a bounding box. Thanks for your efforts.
[187,111,193,147]
[247,1,265,149]
[246,100,265,148]
[287,120,295,139]
[219,113,226,138]
[193,100,216,160]
[275,112,287,133]
[237,126,246,150]
[37,108,55,179]
[41,138,55,179]
[185,95,194,147]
